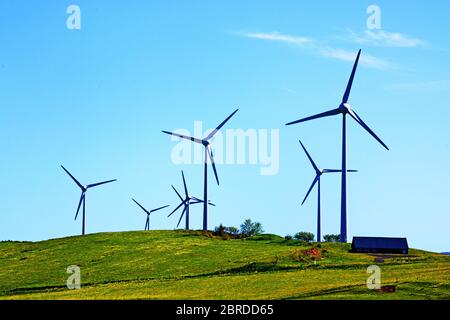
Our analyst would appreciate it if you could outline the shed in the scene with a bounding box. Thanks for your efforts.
[351,236,408,254]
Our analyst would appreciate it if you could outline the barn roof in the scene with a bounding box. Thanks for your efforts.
[352,236,408,249]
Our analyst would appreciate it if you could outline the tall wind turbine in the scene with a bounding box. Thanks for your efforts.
[61,165,116,235]
[168,170,215,229]
[298,140,357,242]
[162,109,238,230]
[286,49,389,242]
[132,199,169,230]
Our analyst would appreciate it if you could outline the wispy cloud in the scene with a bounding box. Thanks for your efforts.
[351,30,426,48]
[238,31,312,45]
[319,47,390,69]
[385,79,450,92]
[237,31,390,69]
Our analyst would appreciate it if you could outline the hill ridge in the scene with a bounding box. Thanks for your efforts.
[1,230,449,299]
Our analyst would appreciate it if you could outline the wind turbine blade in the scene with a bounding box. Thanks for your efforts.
[168,201,184,217]
[298,140,319,173]
[348,109,389,150]
[204,109,239,140]
[87,179,117,189]
[61,165,84,190]
[176,207,187,228]
[190,197,202,205]
[191,197,215,206]
[342,49,361,104]
[74,193,85,220]
[301,176,319,206]
[286,108,340,126]
[207,147,219,185]
[172,185,183,202]
[132,198,150,215]
[181,170,188,198]
[150,205,170,213]
[162,131,203,144]
[145,216,149,230]
[323,169,358,173]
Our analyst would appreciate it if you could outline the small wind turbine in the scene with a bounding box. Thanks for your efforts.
[162,109,237,231]
[168,170,215,229]
[61,165,116,235]
[132,199,169,230]
[286,49,389,242]
[298,140,357,242]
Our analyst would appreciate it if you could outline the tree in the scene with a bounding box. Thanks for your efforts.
[239,219,264,237]
[294,231,315,242]
[225,226,239,235]
[214,224,226,236]
[323,234,341,242]
[214,225,240,236]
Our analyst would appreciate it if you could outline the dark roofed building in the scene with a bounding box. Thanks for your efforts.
[351,237,408,254]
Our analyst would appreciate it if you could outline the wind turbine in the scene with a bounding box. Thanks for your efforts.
[168,170,215,230]
[132,199,169,230]
[286,49,389,243]
[61,165,116,235]
[298,140,357,242]
[162,109,238,231]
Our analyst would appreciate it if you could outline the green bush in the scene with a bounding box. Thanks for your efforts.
[323,234,341,242]
[240,219,264,237]
[225,226,239,235]
[294,231,315,242]
[213,225,240,238]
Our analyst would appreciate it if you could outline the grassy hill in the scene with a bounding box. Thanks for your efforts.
[0,230,449,300]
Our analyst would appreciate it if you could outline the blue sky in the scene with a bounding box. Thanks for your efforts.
[0,1,449,252]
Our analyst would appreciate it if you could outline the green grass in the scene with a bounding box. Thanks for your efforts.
[0,230,449,299]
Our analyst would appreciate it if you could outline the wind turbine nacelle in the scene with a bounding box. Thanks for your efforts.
[339,103,351,113]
